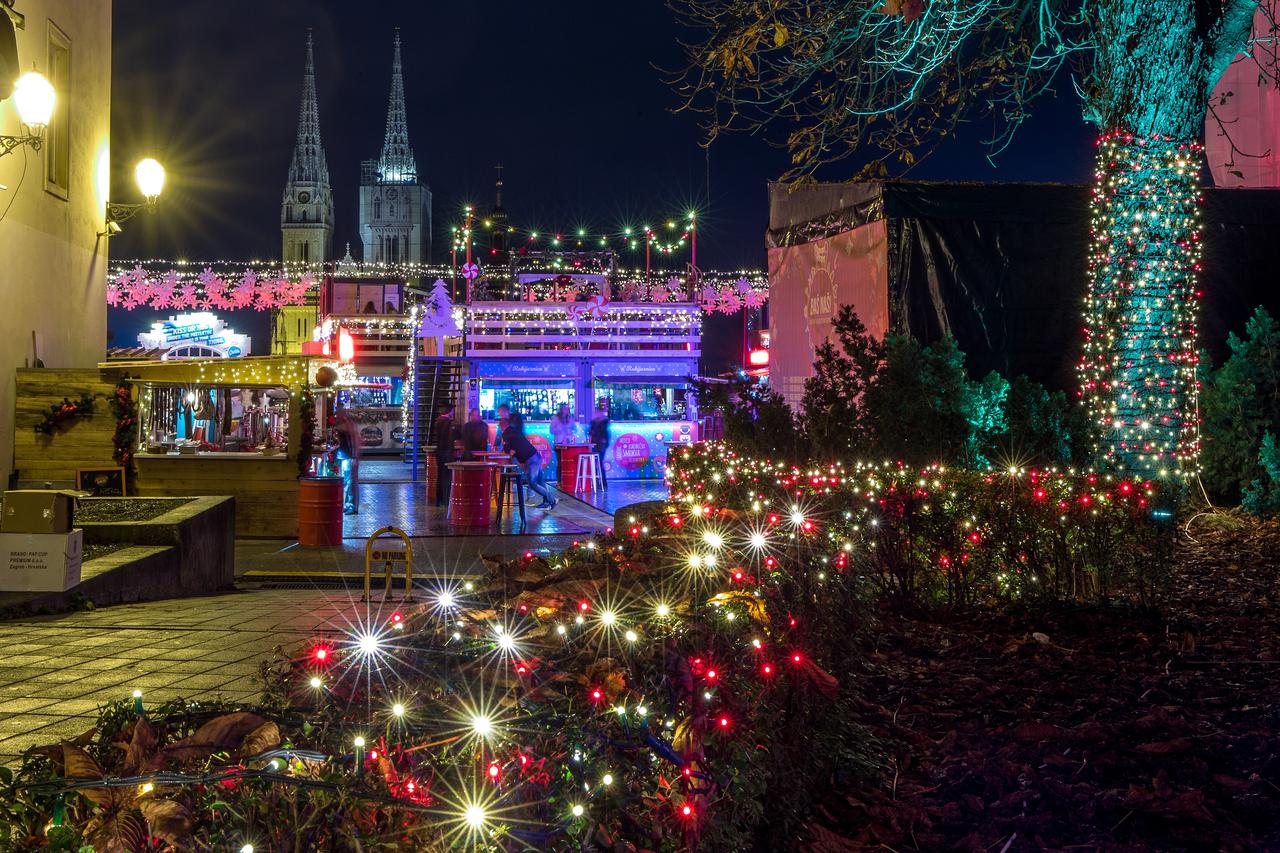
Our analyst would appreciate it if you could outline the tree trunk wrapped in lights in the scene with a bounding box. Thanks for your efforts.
[671,0,1266,476]
[1078,134,1203,476]
[1076,1,1258,476]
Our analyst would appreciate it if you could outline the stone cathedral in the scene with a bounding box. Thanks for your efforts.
[280,29,432,267]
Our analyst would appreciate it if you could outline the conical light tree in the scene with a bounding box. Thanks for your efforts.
[671,0,1269,477]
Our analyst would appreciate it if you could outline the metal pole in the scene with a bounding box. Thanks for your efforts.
[645,230,651,287]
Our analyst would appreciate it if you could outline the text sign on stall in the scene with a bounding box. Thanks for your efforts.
[475,360,576,378]
[591,361,697,379]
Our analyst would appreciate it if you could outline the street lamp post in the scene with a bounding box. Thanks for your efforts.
[100,158,166,235]
[1,71,55,158]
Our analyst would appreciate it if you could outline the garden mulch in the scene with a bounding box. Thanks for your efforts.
[805,515,1280,852]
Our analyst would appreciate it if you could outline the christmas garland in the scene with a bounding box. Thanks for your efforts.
[109,380,138,472]
[33,393,96,436]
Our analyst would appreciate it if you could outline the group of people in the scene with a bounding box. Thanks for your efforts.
[432,401,612,512]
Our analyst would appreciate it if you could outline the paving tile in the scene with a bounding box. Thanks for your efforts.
[167,674,240,691]
[0,697,56,713]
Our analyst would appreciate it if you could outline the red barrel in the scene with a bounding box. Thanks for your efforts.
[558,444,589,487]
[449,462,495,527]
[298,476,344,546]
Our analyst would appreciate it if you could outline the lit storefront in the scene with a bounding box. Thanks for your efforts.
[464,302,700,480]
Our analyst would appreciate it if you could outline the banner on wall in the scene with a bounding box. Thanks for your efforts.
[766,222,891,409]
[137,312,252,359]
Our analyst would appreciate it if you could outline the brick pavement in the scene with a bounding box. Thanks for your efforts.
[0,589,367,766]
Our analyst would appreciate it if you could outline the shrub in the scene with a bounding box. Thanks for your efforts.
[667,442,1173,608]
[1242,432,1280,517]
[1200,307,1280,506]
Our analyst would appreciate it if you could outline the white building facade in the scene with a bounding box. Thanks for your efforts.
[0,0,112,481]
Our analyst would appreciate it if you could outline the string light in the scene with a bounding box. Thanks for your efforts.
[1078,132,1202,478]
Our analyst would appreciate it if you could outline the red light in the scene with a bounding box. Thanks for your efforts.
[518,603,529,613]
[590,688,603,701]
[718,716,729,728]
[578,600,590,612]
[748,349,769,367]
[630,526,640,536]
[338,329,355,363]
[762,664,773,676]
[706,669,717,680]
[406,780,416,792]
[524,551,533,560]
[488,763,500,780]
[681,804,694,818]
[312,646,330,662]
[519,753,530,767]
[391,612,402,623]
[369,750,378,760]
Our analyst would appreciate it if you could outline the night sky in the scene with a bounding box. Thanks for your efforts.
[107,0,1099,366]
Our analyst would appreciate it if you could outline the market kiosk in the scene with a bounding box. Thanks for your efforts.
[116,355,330,538]
[464,300,700,481]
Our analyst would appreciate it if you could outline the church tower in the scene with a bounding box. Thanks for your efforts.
[487,165,509,264]
[281,30,333,265]
[359,30,432,266]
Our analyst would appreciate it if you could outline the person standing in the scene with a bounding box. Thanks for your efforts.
[502,412,557,509]
[589,401,611,490]
[550,402,575,446]
[549,402,575,485]
[460,408,490,461]
[433,403,458,508]
[333,403,361,514]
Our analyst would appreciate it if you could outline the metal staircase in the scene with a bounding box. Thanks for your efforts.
[408,357,467,478]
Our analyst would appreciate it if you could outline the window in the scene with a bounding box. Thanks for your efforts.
[44,21,71,198]
[374,198,381,218]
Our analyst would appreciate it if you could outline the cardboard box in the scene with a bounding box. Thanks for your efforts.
[1,490,78,534]
[0,529,83,592]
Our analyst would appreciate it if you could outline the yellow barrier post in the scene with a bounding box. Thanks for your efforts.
[363,526,414,602]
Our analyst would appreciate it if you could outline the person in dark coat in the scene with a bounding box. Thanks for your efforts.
[433,403,458,507]
[460,408,490,460]
[588,401,610,489]
[502,412,557,509]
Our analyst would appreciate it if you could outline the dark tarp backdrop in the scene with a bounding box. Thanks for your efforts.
[768,181,1280,392]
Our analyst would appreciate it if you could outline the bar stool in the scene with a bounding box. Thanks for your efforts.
[496,463,527,530]
[574,452,604,493]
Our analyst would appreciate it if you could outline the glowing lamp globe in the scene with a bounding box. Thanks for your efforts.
[134,158,165,200]
[338,329,355,363]
[13,71,55,129]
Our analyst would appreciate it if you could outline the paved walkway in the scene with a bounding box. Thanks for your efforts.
[0,589,362,766]
[0,468,667,767]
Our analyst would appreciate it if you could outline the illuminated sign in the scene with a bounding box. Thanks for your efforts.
[591,360,697,378]
[748,349,770,366]
[138,312,251,359]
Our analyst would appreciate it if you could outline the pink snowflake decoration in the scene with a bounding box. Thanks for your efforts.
[719,286,742,314]
[149,280,174,309]
[649,284,670,303]
[174,283,199,310]
[128,265,154,307]
[699,286,719,313]
[106,282,122,308]
[743,287,765,310]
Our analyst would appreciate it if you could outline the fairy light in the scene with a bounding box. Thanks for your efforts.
[1078,132,1202,477]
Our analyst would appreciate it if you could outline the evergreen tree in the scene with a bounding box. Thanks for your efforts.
[1200,307,1280,502]
[801,306,883,460]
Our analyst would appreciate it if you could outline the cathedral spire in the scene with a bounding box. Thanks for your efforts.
[287,29,328,186]
[377,29,417,184]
